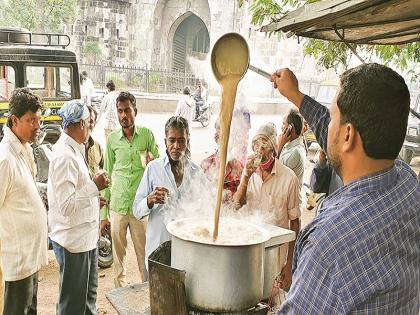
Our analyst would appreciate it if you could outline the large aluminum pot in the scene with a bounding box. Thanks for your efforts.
[261,225,296,299]
[263,246,281,298]
[167,218,270,312]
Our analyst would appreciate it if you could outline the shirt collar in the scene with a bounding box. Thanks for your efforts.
[62,133,86,156]
[118,126,139,140]
[3,126,31,156]
[271,158,280,175]
[163,153,170,167]
[327,161,399,203]
[163,151,197,170]
[285,136,303,149]
[256,157,278,177]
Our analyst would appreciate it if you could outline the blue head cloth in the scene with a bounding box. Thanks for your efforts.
[58,99,90,129]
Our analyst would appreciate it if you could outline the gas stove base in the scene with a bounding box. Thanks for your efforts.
[188,303,269,315]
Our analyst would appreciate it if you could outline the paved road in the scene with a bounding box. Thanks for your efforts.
[92,111,420,175]
[92,112,286,165]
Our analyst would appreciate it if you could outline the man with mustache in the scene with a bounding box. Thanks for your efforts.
[234,123,301,293]
[102,91,159,287]
[0,88,48,315]
[133,116,208,266]
[271,64,419,314]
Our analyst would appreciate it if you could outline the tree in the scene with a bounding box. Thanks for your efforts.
[83,41,103,64]
[0,0,77,33]
[241,0,420,79]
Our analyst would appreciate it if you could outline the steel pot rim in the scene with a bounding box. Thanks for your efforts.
[167,217,270,247]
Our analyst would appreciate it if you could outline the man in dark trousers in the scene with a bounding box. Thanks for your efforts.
[0,88,48,315]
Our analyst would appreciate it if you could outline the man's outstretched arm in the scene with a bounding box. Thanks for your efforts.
[271,68,330,153]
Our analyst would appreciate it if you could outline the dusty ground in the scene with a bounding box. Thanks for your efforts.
[38,242,139,315]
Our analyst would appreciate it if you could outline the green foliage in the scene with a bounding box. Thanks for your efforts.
[148,72,162,92]
[83,41,103,64]
[131,73,144,88]
[0,0,77,33]
[248,0,282,26]
[245,0,420,77]
[374,44,420,71]
[303,40,350,71]
[106,74,123,88]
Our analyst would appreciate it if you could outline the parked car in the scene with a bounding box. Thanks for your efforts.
[400,93,420,164]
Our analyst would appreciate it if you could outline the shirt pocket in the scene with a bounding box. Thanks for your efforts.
[246,191,259,209]
[136,148,148,168]
[268,195,288,228]
[69,174,99,225]
[68,195,98,226]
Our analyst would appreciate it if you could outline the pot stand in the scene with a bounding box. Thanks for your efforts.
[148,241,269,315]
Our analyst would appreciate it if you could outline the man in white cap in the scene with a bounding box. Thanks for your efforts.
[48,99,109,315]
[234,123,301,292]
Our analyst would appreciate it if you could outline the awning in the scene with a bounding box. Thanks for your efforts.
[261,0,420,45]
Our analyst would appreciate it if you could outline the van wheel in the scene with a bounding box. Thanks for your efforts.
[400,148,413,165]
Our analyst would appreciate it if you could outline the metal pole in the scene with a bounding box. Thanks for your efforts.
[146,64,149,93]
[334,26,366,64]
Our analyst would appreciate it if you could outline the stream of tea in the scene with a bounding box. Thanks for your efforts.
[212,34,249,240]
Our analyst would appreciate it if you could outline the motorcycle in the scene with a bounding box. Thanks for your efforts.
[192,98,212,127]
[304,183,326,216]
[98,228,113,268]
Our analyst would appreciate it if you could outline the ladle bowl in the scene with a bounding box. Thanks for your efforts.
[211,32,249,82]
[210,33,250,241]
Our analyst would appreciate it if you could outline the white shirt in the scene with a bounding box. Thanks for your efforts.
[80,78,95,106]
[175,94,194,127]
[48,133,100,253]
[195,86,207,101]
[99,90,119,130]
[247,159,301,268]
[85,77,95,95]
[133,154,209,263]
[0,127,48,281]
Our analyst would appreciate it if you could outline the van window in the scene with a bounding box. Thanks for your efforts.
[25,65,72,99]
[0,65,16,101]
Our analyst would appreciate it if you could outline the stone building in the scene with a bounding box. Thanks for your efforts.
[67,0,321,97]
[70,0,305,69]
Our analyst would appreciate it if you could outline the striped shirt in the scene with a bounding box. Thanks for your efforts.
[278,95,420,314]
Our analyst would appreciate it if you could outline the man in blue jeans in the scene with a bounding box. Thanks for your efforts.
[48,100,109,315]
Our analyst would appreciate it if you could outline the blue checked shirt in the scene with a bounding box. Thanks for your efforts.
[278,95,420,314]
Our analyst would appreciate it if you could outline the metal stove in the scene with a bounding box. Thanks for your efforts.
[188,303,268,315]
[148,242,269,315]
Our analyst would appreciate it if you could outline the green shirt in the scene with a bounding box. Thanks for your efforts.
[101,126,160,219]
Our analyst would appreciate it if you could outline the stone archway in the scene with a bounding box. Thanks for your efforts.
[170,13,210,72]
[152,0,211,70]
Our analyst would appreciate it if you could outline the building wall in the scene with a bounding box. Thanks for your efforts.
[69,0,131,65]
[70,0,312,96]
